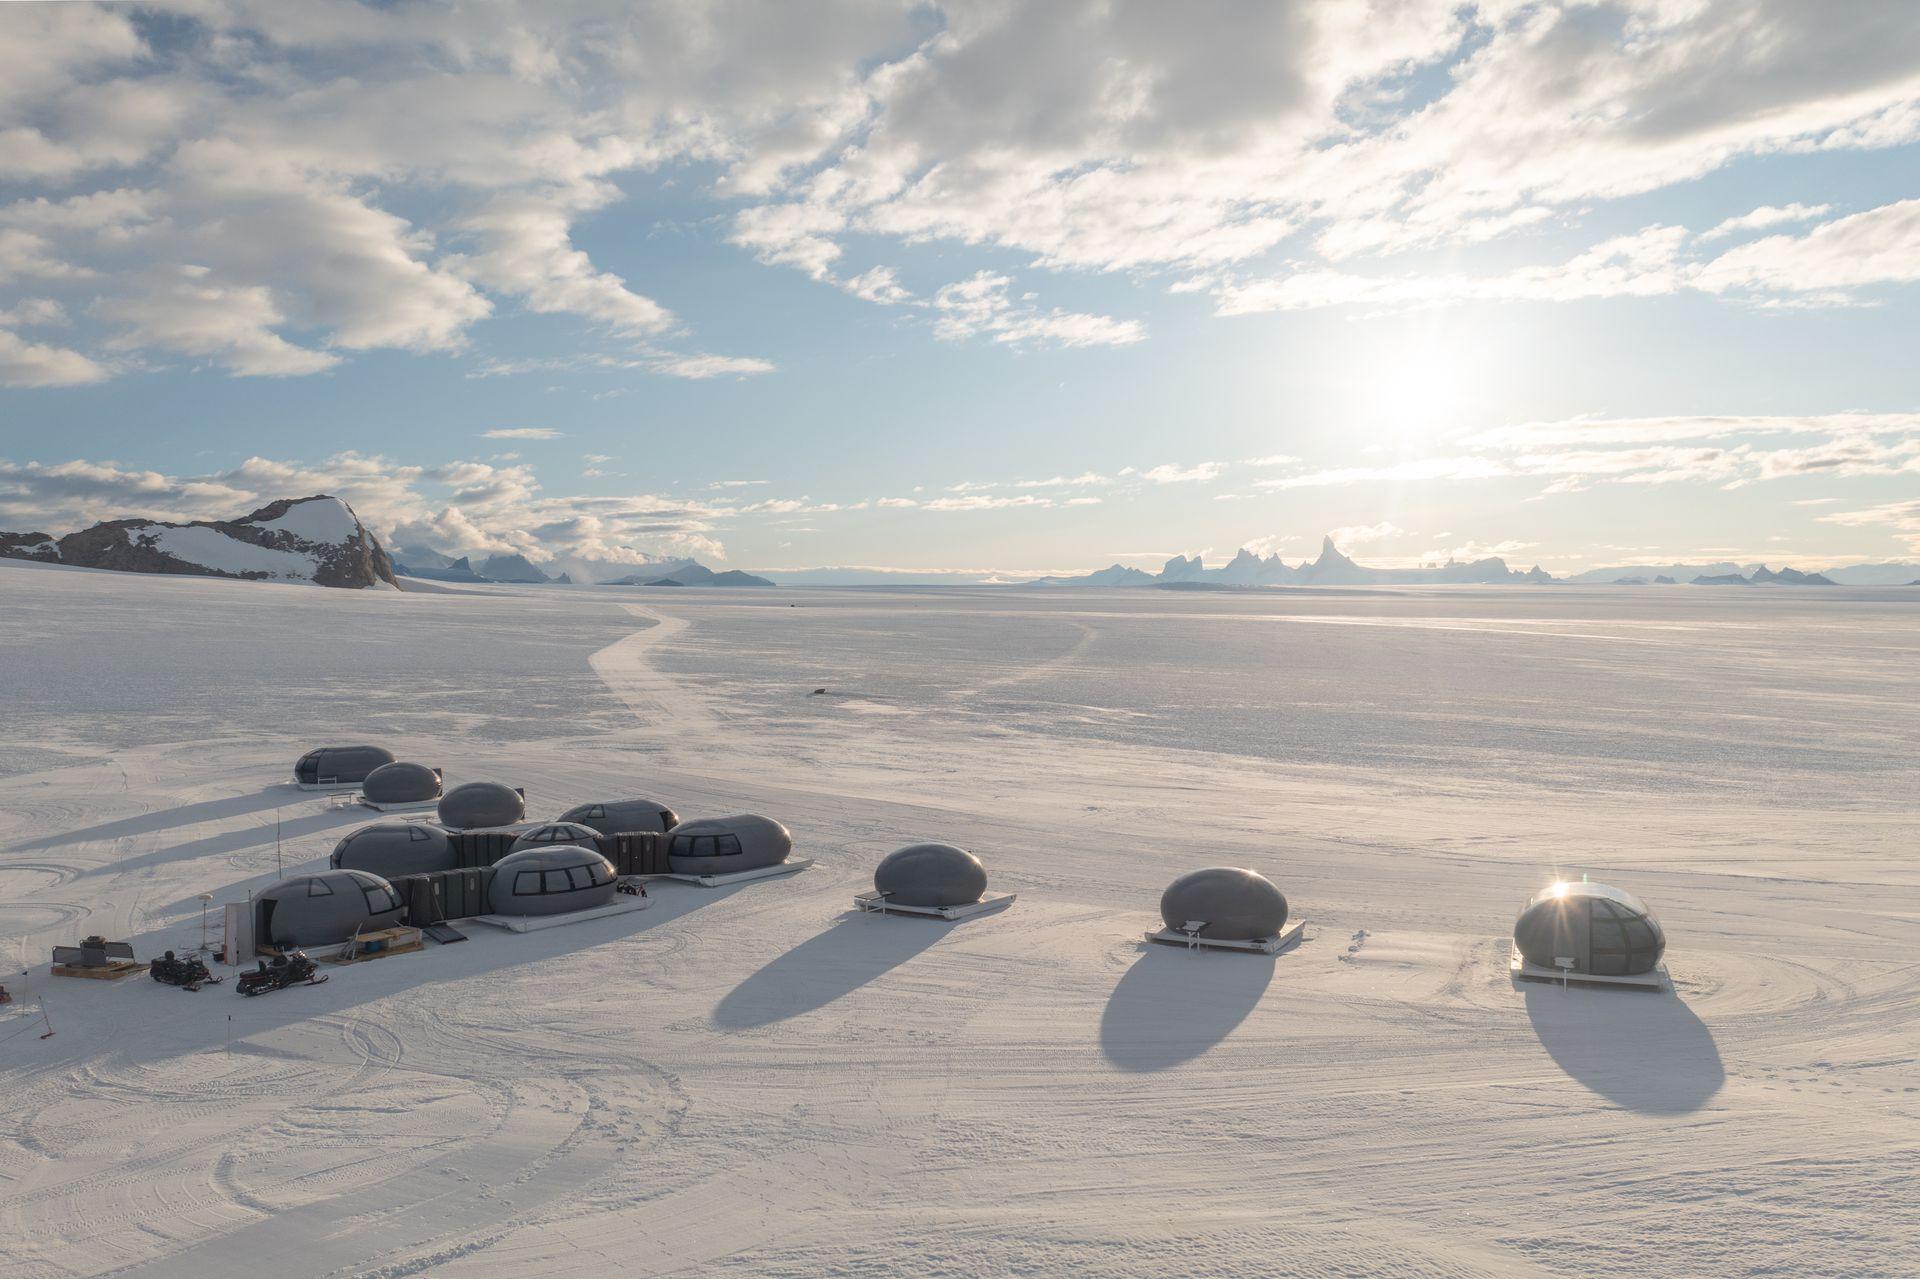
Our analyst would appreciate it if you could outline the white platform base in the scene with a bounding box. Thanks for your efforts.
[1510,951,1668,990]
[296,781,363,792]
[648,858,814,888]
[470,897,651,933]
[1145,919,1305,955]
[355,797,441,813]
[853,891,1016,920]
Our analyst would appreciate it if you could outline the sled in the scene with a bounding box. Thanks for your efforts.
[853,891,1016,920]
[1144,919,1305,955]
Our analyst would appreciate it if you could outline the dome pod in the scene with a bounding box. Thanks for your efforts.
[874,843,988,908]
[666,815,791,876]
[1159,867,1288,941]
[438,782,526,830]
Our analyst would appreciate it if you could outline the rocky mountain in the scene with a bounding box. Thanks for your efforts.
[0,496,397,589]
[393,554,490,583]
[1694,566,1837,586]
[1038,535,1555,588]
[477,552,549,583]
[604,562,774,587]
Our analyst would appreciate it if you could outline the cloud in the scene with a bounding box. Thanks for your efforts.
[930,271,1144,349]
[6,1,1920,388]
[1139,462,1225,484]
[1818,500,1920,552]
[1699,203,1833,241]
[483,427,566,440]
[876,496,918,508]
[1265,412,1920,495]
[0,328,107,387]
[921,493,1055,511]
[1015,472,1110,488]
[646,352,777,380]
[1327,521,1407,547]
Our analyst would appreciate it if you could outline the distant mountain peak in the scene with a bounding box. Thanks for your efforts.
[0,493,397,589]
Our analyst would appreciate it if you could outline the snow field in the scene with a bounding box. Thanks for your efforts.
[0,565,1916,1277]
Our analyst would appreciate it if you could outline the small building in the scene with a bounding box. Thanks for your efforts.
[362,761,443,806]
[557,799,679,837]
[873,843,987,908]
[510,822,604,853]
[1513,881,1666,977]
[1159,867,1288,941]
[330,822,457,877]
[486,845,618,916]
[438,781,526,830]
[255,870,406,947]
[665,815,791,876]
[294,745,395,787]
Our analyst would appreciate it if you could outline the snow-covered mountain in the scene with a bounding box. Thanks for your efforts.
[1037,535,1555,587]
[0,495,398,589]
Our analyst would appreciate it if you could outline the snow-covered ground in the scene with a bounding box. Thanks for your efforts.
[1,562,1916,1278]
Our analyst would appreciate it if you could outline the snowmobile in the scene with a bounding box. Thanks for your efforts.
[149,950,222,991]
[235,950,328,996]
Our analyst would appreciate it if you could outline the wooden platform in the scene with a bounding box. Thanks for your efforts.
[1509,950,1668,990]
[1144,919,1305,956]
[647,858,814,888]
[52,961,143,980]
[853,891,1016,920]
[329,926,425,964]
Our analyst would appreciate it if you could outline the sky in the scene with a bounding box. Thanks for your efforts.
[1,0,1917,579]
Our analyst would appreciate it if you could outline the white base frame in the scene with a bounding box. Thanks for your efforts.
[1509,950,1668,990]
[471,897,651,933]
[854,891,1016,920]
[647,858,814,888]
[1145,919,1305,955]
[296,781,363,792]
[355,797,441,813]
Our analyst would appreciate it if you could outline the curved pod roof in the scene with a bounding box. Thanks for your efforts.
[256,869,405,947]
[487,845,617,916]
[558,799,679,836]
[362,761,442,804]
[438,781,526,830]
[1513,881,1665,976]
[330,822,457,877]
[666,815,791,876]
[1159,867,1288,941]
[874,843,987,908]
[510,822,603,853]
[295,744,394,786]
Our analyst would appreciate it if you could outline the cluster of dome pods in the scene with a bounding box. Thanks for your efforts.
[296,745,1666,983]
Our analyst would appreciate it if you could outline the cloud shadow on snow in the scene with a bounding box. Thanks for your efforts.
[1099,946,1273,1072]
[1524,982,1725,1114]
[710,913,944,1030]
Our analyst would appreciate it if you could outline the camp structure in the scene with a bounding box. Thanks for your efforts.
[1511,880,1668,989]
[294,744,395,790]
[558,799,680,837]
[1147,866,1303,954]
[470,845,646,933]
[662,814,811,886]
[510,821,604,853]
[330,822,458,878]
[437,781,526,830]
[359,761,443,811]
[856,842,1014,920]
[254,870,406,949]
